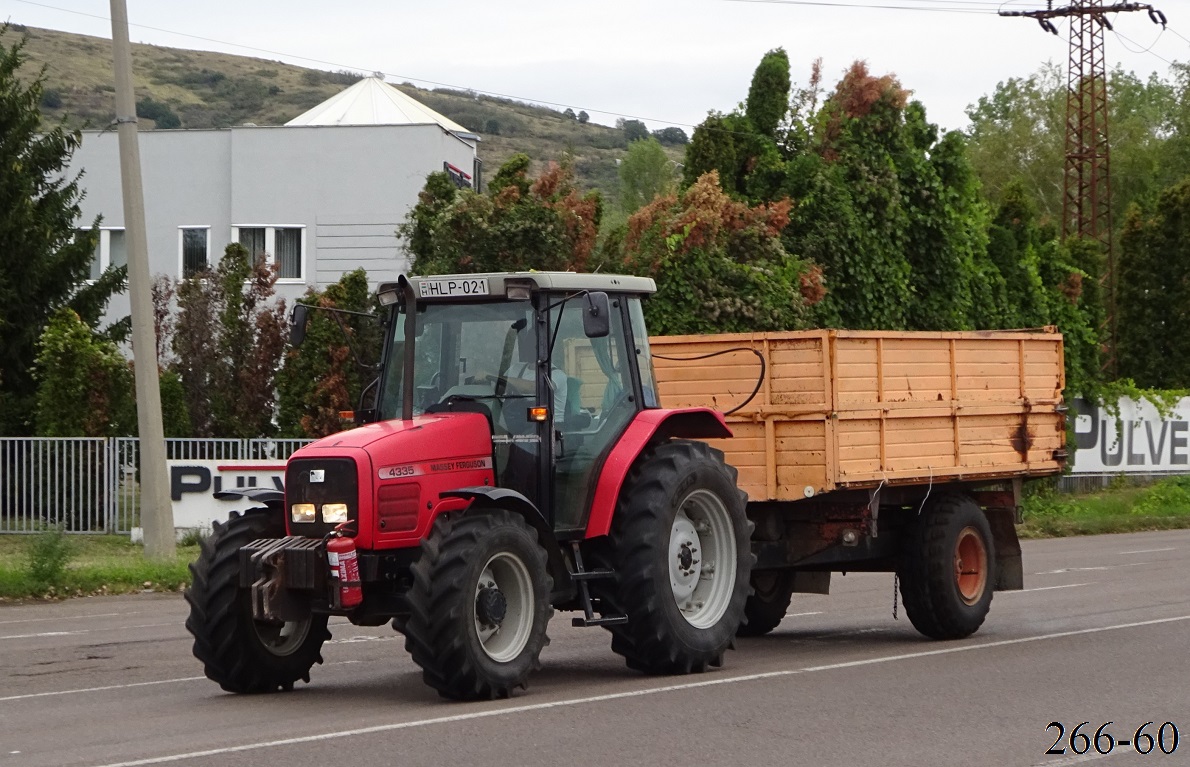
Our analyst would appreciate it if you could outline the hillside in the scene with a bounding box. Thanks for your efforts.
[11,24,685,202]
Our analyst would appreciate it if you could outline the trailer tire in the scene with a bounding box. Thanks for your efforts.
[590,440,752,674]
[898,494,995,640]
[736,569,796,637]
[185,509,330,693]
[403,508,552,700]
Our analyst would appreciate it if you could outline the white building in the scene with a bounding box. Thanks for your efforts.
[69,77,480,323]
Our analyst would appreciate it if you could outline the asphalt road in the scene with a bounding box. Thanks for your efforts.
[1,530,1187,767]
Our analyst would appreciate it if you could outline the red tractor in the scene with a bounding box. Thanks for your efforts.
[185,272,754,700]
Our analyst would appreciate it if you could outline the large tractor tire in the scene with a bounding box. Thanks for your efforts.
[403,508,553,700]
[736,569,796,637]
[185,509,331,693]
[590,440,752,674]
[898,493,996,640]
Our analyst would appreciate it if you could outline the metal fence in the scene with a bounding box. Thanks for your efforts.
[1,437,310,534]
[2,437,1187,534]
[1053,472,1188,494]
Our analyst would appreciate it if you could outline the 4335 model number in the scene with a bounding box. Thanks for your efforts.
[1047,721,1180,756]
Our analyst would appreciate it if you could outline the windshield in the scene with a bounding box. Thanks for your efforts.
[378,300,537,420]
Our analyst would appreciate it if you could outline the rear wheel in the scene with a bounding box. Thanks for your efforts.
[403,509,552,700]
[736,569,796,637]
[590,440,752,674]
[185,509,330,693]
[898,494,995,640]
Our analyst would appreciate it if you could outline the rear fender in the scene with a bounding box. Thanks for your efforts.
[584,408,732,539]
[440,487,570,595]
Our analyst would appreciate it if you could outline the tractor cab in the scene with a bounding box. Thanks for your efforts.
[373,272,660,535]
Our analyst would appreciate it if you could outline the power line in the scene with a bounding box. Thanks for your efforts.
[724,0,1005,14]
[6,0,706,130]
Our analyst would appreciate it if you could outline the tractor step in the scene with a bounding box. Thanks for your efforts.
[572,614,628,627]
[569,543,627,628]
[568,568,615,581]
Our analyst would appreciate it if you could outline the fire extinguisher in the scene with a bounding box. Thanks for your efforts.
[326,531,363,610]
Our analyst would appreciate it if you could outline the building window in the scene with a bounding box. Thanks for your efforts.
[275,228,302,279]
[87,228,127,281]
[238,227,267,263]
[231,225,305,280]
[180,227,210,277]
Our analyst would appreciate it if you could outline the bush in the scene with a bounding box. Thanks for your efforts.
[27,526,74,586]
[1132,475,1190,516]
[40,88,62,108]
[652,126,688,145]
[135,97,180,129]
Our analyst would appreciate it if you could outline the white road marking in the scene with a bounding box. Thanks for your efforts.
[0,612,133,626]
[0,630,87,640]
[0,676,206,703]
[780,611,822,619]
[1036,563,1149,574]
[1003,583,1092,594]
[83,613,1190,767]
[0,621,183,641]
[1117,547,1176,555]
[1032,749,1119,766]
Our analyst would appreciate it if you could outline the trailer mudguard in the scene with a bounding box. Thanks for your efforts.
[584,408,732,539]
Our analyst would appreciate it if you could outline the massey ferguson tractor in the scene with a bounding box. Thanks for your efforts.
[185,271,1066,700]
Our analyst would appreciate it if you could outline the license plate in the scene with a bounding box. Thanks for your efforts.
[419,277,489,298]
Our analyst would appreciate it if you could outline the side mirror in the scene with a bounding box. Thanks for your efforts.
[583,292,611,338]
[290,304,310,347]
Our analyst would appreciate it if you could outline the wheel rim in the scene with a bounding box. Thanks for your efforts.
[474,551,535,663]
[668,488,737,629]
[253,618,312,657]
[954,526,989,605]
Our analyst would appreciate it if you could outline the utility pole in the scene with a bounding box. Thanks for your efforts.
[109,0,175,558]
[1000,0,1165,371]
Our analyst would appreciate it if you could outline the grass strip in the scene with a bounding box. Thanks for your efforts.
[0,534,199,602]
[1,475,1187,600]
[1019,474,1190,538]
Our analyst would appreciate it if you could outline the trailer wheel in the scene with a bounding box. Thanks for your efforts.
[185,509,330,693]
[403,508,552,700]
[591,440,752,674]
[736,569,796,637]
[898,494,995,640]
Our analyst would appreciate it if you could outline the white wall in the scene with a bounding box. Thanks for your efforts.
[68,123,477,332]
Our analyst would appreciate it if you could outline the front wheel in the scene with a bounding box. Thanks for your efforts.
[185,509,331,693]
[402,508,553,700]
[898,494,996,640]
[590,440,752,674]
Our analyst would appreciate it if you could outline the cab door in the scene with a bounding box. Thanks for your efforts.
[548,295,639,532]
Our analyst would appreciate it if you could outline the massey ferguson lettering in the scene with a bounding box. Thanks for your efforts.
[377,457,492,480]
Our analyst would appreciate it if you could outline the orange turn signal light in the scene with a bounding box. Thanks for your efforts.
[338,410,354,421]
[528,406,550,422]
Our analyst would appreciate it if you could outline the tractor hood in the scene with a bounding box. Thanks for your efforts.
[286,413,496,548]
[292,413,496,469]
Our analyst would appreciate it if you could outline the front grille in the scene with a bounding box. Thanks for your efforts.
[286,457,359,537]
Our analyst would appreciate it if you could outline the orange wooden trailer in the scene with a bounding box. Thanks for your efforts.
[648,327,1067,638]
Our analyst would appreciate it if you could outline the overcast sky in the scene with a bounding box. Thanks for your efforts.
[2,0,1187,133]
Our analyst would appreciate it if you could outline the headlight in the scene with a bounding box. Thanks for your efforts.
[290,503,316,523]
[321,503,349,524]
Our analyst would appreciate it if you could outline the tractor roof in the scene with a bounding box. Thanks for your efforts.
[380,272,657,302]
